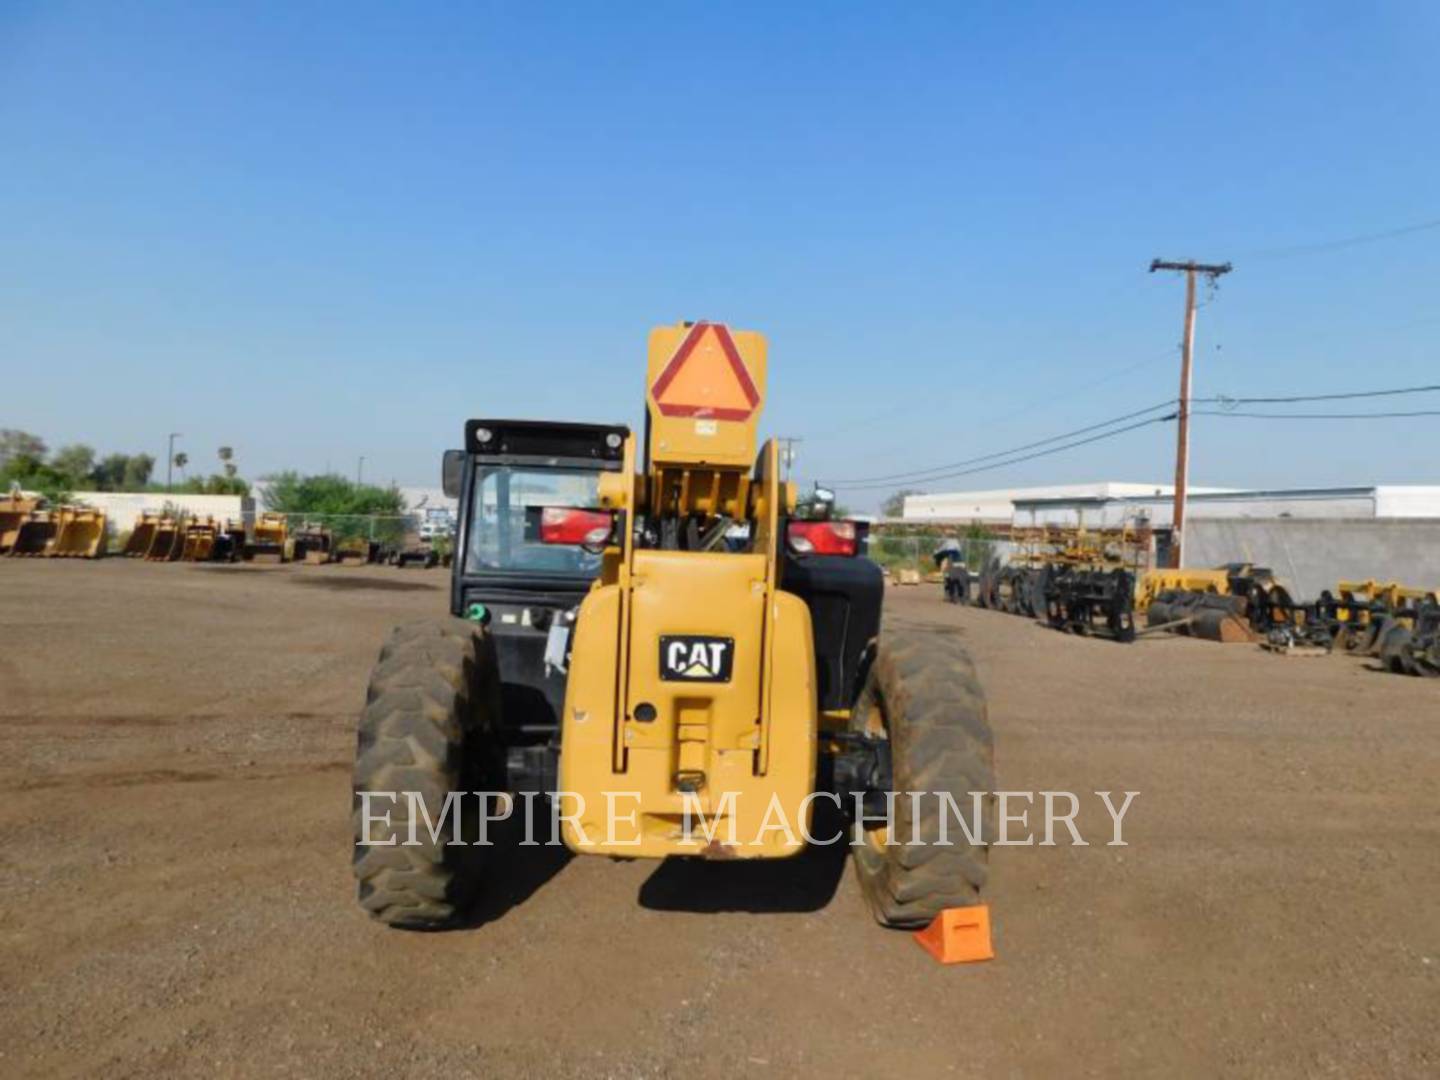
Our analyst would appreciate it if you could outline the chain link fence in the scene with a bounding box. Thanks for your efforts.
[260,518,1005,579]
[866,530,1017,579]
[259,512,430,548]
[121,507,1009,577]
[256,518,1004,577]
[265,513,464,563]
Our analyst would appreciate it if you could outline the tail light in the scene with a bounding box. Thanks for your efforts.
[535,507,615,548]
[787,520,858,556]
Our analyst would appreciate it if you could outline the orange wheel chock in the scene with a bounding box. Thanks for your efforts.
[913,904,994,964]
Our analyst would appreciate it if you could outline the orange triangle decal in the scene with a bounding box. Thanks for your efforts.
[651,322,760,421]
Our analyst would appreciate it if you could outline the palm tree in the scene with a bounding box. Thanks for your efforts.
[173,451,189,480]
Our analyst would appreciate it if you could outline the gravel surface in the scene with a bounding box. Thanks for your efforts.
[2,559,1436,1078]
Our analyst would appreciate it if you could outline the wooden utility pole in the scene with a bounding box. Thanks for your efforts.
[1149,259,1232,568]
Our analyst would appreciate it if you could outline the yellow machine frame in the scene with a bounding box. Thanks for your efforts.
[558,322,816,858]
[1135,567,1233,613]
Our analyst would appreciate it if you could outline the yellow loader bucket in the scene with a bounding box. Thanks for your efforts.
[9,511,57,556]
[145,517,184,561]
[181,518,219,561]
[1,495,42,553]
[123,513,161,557]
[50,508,108,558]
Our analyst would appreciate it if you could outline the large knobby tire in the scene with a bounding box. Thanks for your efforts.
[352,617,499,928]
[852,629,996,928]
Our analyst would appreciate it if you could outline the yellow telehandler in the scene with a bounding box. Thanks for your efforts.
[352,322,994,928]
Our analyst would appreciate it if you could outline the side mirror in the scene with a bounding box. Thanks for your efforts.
[441,450,464,498]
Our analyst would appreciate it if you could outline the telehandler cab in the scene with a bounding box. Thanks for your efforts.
[352,322,994,928]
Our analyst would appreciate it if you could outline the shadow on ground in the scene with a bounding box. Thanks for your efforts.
[636,806,851,915]
[457,819,574,929]
[288,575,440,593]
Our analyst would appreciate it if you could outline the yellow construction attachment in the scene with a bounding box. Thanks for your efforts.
[49,508,108,558]
[1335,579,1440,623]
[8,509,57,555]
[245,513,289,562]
[144,516,184,561]
[335,537,379,564]
[181,518,220,561]
[292,525,334,564]
[1135,568,1232,613]
[1,494,42,554]
[123,513,161,557]
[1008,523,1153,574]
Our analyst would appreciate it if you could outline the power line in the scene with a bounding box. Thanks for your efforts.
[816,379,1439,494]
[1199,382,1440,406]
[831,413,1175,492]
[799,351,1173,444]
[1194,409,1440,420]
[1243,216,1440,261]
[1021,352,1175,407]
[823,399,1178,485]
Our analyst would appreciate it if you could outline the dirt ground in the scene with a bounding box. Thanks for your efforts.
[1,559,1436,1078]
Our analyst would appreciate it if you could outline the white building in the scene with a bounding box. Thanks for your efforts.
[1011,485,1440,529]
[72,491,254,536]
[398,486,457,517]
[902,482,1234,525]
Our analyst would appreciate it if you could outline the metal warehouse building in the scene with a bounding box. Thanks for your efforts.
[1011,485,1440,529]
[901,482,1235,525]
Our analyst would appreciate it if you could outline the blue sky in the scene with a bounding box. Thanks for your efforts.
[3,1,1437,510]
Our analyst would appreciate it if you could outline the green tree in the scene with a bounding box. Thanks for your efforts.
[0,429,47,470]
[91,453,131,491]
[0,452,70,503]
[122,453,156,489]
[263,472,407,542]
[1,438,165,497]
[51,444,96,485]
[181,474,251,496]
[263,471,406,516]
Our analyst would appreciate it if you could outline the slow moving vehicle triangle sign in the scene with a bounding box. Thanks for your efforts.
[650,321,761,421]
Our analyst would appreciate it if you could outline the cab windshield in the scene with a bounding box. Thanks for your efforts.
[465,465,604,576]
